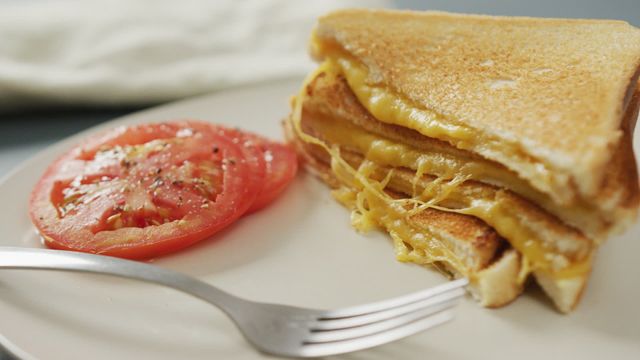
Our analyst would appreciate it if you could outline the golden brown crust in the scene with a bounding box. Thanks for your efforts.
[314,9,640,200]
[408,209,502,273]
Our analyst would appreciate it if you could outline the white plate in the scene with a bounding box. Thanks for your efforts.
[1,79,639,360]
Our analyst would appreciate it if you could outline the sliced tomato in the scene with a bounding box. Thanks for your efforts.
[29,121,257,259]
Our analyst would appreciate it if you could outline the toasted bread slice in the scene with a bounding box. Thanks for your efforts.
[312,9,640,206]
[300,69,640,241]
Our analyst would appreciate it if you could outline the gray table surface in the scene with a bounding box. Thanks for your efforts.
[1,0,639,359]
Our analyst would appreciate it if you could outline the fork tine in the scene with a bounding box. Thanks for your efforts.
[311,287,465,331]
[304,293,459,343]
[319,278,468,320]
[299,309,455,357]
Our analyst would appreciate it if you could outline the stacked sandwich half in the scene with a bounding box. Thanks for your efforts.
[286,9,640,312]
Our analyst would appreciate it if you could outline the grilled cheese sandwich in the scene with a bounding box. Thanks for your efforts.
[286,9,640,312]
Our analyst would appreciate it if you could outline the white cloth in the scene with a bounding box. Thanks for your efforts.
[0,0,389,109]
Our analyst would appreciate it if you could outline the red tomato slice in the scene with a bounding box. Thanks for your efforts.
[29,121,257,259]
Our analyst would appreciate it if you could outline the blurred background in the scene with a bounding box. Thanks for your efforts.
[0,0,639,358]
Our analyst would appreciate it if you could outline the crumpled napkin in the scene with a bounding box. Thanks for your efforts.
[0,0,388,110]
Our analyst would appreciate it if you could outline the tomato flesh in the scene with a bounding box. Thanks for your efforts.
[29,120,298,260]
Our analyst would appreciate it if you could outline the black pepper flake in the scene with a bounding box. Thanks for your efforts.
[156,168,162,174]
[151,176,164,188]
[229,159,236,165]
[212,146,219,154]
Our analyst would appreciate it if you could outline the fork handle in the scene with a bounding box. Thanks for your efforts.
[0,247,242,313]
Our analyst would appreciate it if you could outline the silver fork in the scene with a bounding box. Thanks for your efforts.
[0,247,467,358]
